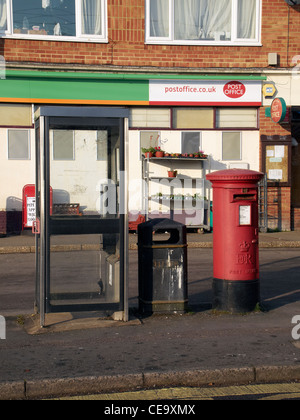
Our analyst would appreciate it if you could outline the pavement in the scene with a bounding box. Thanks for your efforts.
[1,229,300,253]
[0,230,300,400]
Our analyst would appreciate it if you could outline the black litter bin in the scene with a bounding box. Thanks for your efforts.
[138,218,188,314]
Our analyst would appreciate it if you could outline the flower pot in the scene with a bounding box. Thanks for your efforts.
[168,170,177,178]
[144,152,153,158]
[155,151,164,158]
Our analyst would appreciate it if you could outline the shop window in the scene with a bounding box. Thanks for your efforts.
[216,108,258,128]
[8,129,30,159]
[181,132,201,155]
[173,108,214,129]
[1,0,107,41]
[130,108,170,128]
[146,0,261,46]
[222,132,241,161]
[53,130,74,160]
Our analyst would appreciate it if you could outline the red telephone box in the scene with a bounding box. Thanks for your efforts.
[22,185,53,230]
[206,169,264,313]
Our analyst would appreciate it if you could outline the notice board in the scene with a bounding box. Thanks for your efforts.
[265,145,289,183]
[261,136,292,186]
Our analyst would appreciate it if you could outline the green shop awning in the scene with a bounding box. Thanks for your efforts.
[0,70,266,106]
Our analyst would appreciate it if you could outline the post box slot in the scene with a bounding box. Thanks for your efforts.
[233,194,256,201]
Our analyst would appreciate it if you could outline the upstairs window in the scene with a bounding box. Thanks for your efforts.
[146,0,261,45]
[0,0,107,42]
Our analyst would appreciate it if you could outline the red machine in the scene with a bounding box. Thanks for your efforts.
[206,169,264,313]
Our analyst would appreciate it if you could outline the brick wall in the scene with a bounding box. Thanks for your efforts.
[259,109,292,137]
[2,0,300,69]
[292,207,300,231]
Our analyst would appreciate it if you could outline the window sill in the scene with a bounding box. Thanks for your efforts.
[1,34,108,43]
[145,40,262,47]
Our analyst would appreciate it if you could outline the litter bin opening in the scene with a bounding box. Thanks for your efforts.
[153,229,180,245]
[138,218,187,249]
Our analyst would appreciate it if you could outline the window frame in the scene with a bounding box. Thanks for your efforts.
[173,107,214,130]
[0,0,8,34]
[7,128,31,160]
[129,107,259,131]
[145,0,261,46]
[96,129,108,161]
[181,131,202,155]
[139,130,161,160]
[130,108,172,129]
[1,0,107,43]
[216,107,259,129]
[222,131,242,161]
[52,129,75,161]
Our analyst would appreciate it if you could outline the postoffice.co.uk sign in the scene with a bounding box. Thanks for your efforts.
[149,80,262,106]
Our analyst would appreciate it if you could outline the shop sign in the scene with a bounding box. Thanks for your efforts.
[223,81,246,99]
[270,98,287,123]
[262,83,277,98]
[149,80,262,106]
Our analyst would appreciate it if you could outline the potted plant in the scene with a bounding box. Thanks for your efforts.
[198,151,208,158]
[154,146,165,158]
[142,146,156,158]
[168,170,177,178]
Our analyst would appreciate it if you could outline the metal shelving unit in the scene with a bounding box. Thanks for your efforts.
[142,156,211,232]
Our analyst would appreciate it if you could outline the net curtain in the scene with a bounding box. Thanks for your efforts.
[81,0,102,35]
[0,0,7,31]
[150,0,256,40]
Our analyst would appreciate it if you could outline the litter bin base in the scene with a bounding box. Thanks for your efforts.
[139,298,188,315]
[212,278,260,313]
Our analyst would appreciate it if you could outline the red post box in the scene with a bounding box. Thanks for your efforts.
[206,169,264,313]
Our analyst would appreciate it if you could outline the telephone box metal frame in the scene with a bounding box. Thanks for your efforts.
[34,106,129,327]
